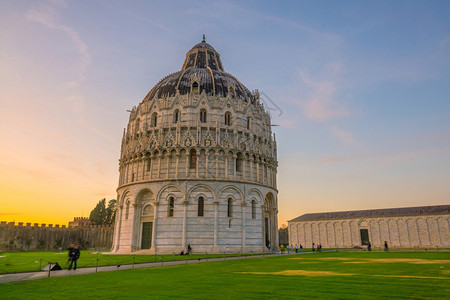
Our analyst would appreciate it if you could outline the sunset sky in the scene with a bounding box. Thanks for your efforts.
[1,0,449,226]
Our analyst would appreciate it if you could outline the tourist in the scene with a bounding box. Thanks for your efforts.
[266,241,271,251]
[367,242,372,252]
[312,243,315,252]
[66,243,74,266]
[384,241,389,252]
[68,245,80,270]
[318,244,322,252]
[187,244,192,255]
[295,244,298,253]
[300,244,303,253]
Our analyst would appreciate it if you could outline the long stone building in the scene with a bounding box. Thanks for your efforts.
[111,37,279,254]
[288,205,450,249]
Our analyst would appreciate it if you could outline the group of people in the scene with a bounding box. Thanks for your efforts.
[286,244,303,253]
[66,244,81,270]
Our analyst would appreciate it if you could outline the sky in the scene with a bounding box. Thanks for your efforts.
[1,0,449,227]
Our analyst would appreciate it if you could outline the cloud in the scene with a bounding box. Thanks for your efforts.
[331,126,355,145]
[298,63,350,121]
[25,0,91,85]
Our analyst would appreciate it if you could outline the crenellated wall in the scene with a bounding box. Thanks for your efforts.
[0,222,113,251]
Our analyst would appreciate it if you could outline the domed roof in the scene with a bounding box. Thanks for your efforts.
[144,38,254,102]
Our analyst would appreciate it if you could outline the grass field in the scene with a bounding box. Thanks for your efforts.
[1,251,449,299]
[0,251,251,274]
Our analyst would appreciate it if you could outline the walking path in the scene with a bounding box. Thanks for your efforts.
[0,254,281,284]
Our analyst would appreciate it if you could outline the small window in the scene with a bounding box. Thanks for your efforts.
[247,117,251,130]
[173,109,180,124]
[192,82,199,94]
[147,158,151,171]
[227,198,232,218]
[225,112,232,126]
[251,200,256,219]
[168,197,174,217]
[198,197,204,217]
[189,149,197,169]
[200,109,207,123]
[151,112,158,127]
[125,201,130,220]
[236,153,242,172]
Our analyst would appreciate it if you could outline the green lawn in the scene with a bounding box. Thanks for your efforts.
[0,250,255,274]
[1,251,449,299]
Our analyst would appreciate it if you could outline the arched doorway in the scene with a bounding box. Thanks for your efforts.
[135,189,154,250]
[264,193,276,250]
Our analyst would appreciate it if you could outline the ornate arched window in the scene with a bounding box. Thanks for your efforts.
[192,81,199,94]
[198,196,204,217]
[173,109,180,124]
[236,153,242,172]
[200,109,207,123]
[168,197,174,217]
[151,112,158,127]
[227,198,232,218]
[189,149,197,169]
[135,118,140,133]
[251,200,256,219]
[146,158,151,172]
[225,112,232,126]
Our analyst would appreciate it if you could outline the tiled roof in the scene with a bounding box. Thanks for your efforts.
[288,205,450,222]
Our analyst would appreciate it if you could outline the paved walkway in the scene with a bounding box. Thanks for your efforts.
[0,254,281,284]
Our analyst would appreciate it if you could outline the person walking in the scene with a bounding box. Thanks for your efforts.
[312,243,316,252]
[68,245,80,270]
[384,241,389,252]
[300,244,303,253]
[367,241,372,252]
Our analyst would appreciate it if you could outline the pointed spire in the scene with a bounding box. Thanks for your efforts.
[202,34,206,43]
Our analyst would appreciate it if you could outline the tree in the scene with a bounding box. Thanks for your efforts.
[89,198,117,225]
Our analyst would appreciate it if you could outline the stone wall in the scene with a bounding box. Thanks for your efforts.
[0,222,113,252]
[288,214,450,249]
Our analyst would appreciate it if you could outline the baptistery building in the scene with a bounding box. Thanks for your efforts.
[111,38,279,254]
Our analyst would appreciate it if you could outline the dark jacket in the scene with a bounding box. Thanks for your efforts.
[71,248,81,260]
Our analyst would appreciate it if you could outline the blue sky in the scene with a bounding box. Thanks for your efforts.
[1,0,449,225]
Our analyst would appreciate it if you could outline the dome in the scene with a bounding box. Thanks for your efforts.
[144,38,254,102]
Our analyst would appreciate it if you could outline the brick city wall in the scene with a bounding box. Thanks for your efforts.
[0,221,114,252]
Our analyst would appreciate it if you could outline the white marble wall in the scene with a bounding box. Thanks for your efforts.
[112,181,278,254]
[288,215,450,249]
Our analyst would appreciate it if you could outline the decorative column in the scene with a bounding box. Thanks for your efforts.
[175,153,180,177]
[225,155,228,178]
[114,201,124,252]
[182,197,188,249]
[185,152,190,177]
[256,161,260,182]
[151,202,159,251]
[214,200,218,248]
[205,152,209,178]
[215,153,219,178]
[241,201,246,250]
[195,150,199,178]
